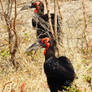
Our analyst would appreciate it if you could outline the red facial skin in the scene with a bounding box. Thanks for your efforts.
[35,2,40,6]
[34,2,40,13]
[41,38,50,56]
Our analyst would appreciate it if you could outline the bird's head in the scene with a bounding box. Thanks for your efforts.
[25,37,56,56]
[21,0,44,14]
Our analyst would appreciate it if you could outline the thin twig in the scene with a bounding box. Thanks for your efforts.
[57,0,65,50]
[0,0,18,68]
[54,0,60,56]
[82,0,89,49]
[57,0,63,36]
[45,0,54,36]
[10,0,18,68]
[57,0,63,24]
[2,81,12,92]
[13,0,17,30]
[54,0,57,39]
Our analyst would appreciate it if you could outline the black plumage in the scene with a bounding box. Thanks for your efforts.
[32,13,61,39]
[44,56,75,92]
[43,38,75,92]
[22,0,61,39]
[26,37,75,92]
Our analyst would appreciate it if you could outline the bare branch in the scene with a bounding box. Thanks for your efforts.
[57,0,63,25]
[54,0,57,39]
[0,0,18,68]
[45,0,54,36]
[82,0,89,49]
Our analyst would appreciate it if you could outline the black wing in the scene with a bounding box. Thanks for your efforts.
[55,56,75,79]
[58,56,75,73]
[32,14,62,40]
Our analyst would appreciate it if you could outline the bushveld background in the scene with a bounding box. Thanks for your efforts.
[0,0,92,92]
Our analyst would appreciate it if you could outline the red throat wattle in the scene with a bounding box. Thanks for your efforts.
[34,6,40,13]
[41,38,50,56]
[34,2,40,13]
[34,9,38,13]
[44,43,50,56]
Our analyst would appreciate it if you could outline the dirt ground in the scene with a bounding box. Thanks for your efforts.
[0,0,92,92]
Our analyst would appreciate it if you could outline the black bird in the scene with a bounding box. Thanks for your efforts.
[21,0,61,39]
[26,37,75,92]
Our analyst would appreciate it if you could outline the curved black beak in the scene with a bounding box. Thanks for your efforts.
[21,2,35,11]
[25,39,46,53]
[21,5,30,11]
[25,42,40,53]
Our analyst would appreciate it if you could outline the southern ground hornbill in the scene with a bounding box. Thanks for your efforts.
[25,37,75,92]
[21,0,61,40]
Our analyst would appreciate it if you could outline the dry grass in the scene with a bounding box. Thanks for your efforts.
[0,0,92,92]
